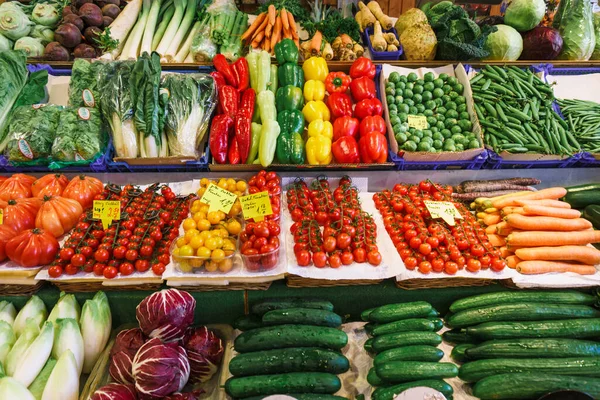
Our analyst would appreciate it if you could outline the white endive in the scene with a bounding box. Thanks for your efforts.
[12,321,54,387]
[27,358,56,400]
[47,293,80,325]
[41,350,78,400]
[5,321,40,376]
[80,292,112,373]
[0,301,16,326]
[13,296,47,337]
[0,321,15,368]
[0,377,35,400]
[51,318,83,375]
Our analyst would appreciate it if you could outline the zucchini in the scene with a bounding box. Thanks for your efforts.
[447,303,600,328]
[466,338,600,359]
[262,308,342,328]
[234,325,347,353]
[443,329,476,344]
[372,380,453,400]
[467,318,600,340]
[234,315,264,331]
[229,348,350,376]
[563,189,600,209]
[361,307,376,321]
[251,298,334,316]
[240,395,346,400]
[430,318,444,331]
[367,367,385,386]
[473,372,600,399]
[364,338,374,353]
[451,343,477,362]
[376,361,458,383]
[459,357,600,382]
[372,331,442,353]
[368,302,434,323]
[374,345,444,366]
[584,204,600,229]
[449,290,595,313]
[371,318,436,336]
[224,372,341,398]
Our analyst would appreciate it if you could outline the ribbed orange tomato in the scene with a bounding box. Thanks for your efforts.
[0,174,35,201]
[1,197,42,233]
[32,174,69,197]
[5,228,59,267]
[35,196,83,238]
[62,175,103,210]
[0,225,16,262]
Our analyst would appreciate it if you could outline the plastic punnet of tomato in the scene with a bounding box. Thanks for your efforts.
[187,197,244,236]
[245,170,282,223]
[196,177,248,218]
[170,234,238,274]
[240,220,281,273]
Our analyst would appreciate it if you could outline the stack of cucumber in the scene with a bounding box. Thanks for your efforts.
[225,298,349,400]
[445,291,600,399]
[361,301,458,400]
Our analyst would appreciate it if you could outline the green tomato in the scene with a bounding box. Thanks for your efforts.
[407,72,418,82]
[424,72,435,82]
[389,72,401,83]
[403,140,417,152]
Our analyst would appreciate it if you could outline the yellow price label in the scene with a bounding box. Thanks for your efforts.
[0,209,3,225]
[93,200,121,230]
[200,183,237,214]
[239,192,273,222]
[424,200,463,226]
[407,115,428,130]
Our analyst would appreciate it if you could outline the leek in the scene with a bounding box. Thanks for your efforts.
[155,0,186,55]
[0,377,35,400]
[163,0,197,61]
[41,350,78,400]
[140,0,162,55]
[12,321,54,387]
[173,20,202,63]
[119,0,152,59]
[5,321,39,376]
[0,321,15,368]
[80,292,111,374]
[47,293,80,325]
[13,296,47,338]
[151,4,175,50]
[51,318,84,375]
[27,358,56,400]
[0,362,4,378]
[0,301,16,327]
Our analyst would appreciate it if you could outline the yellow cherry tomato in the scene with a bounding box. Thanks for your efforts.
[205,260,219,272]
[226,219,242,235]
[190,259,204,268]
[200,204,210,213]
[211,249,226,260]
[179,245,194,257]
[182,218,196,231]
[229,202,242,217]
[196,246,211,258]
[217,210,227,220]
[207,211,222,225]
[189,235,204,249]
[178,261,192,273]
[218,178,228,189]
[172,248,180,257]
[199,230,211,241]
[236,180,247,192]
[226,178,237,190]
[213,236,224,249]
[176,237,187,247]
[197,187,206,198]
[200,178,209,187]
[196,219,211,232]
[219,258,233,272]
[222,239,236,252]
[193,211,207,223]
[184,229,199,242]
[213,227,229,238]
[205,237,218,250]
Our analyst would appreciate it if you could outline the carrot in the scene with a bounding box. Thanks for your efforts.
[485,224,498,234]
[293,38,300,49]
[270,16,282,51]
[265,21,273,38]
[523,205,581,219]
[499,246,513,258]
[484,208,498,214]
[248,14,269,42]
[493,187,568,209]
[268,4,276,26]
[310,30,322,55]
[507,230,600,247]
[496,221,513,236]
[505,214,592,232]
[501,207,525,216]
[283,27,293,40]
[242,13,267,42]
[506,255,522,269]
[488,234,506,247]
[263,37,270,51]
[483,213,501,226]
[251,31,265,48]
[516,245,600,265]
[287,11,297,33]
[515,199,571,209]
[280,8,290,31]
[291,27,299,40]
[516,260,597,275]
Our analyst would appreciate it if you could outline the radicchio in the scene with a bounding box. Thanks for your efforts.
[109,328,147,384]
[90,383,138,400]
[136,289,196,342]
[132,338,190,400]
[521,26,564,60]
[183,326,224,383]
[163,390,204,400]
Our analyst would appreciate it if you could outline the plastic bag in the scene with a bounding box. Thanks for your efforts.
[592,12,600,59]
[190,22,217,62]
[68,59,105,108]
[161,73,216,158]
[51,107,106,163]
[557,0,596,60]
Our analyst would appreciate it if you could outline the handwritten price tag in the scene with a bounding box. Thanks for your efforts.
[0,209,3,225]
[93,200,121,230]
[200,183,237,214]
[424,200,463,226]
[407,115,428,130]
[239,192,273,222]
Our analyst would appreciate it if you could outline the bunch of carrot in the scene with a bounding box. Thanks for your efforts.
[241,5,299,53]
[478,187,600,275]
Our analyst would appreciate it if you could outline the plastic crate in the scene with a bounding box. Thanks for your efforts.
[576,152,600,167]
[390,149,488,170]
[484,150,582,169]
[546,66,600,75]
[106,142,209,172]
[363,26,403,61]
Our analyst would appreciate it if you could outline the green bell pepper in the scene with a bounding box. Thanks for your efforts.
[277,110,305,135]
[276,131,305,164]
[275,38,299,64]
[278,63,304,88]
[276,85,303,112]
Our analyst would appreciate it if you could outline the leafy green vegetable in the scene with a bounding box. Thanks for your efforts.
[258,0,310,24]
[51,107,105,162]
[13,69,48,109]
[5,105,61,163]
[557,0,595,60]
[0,50,29,152]
[68,59,103,108]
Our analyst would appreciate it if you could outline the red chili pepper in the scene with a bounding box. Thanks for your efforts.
[238,88,255,119]
[349,57,376,80]
[232,57,250,91]
[213,54,238,87]
[332,116,359,141]
[332,136,360,164]
[228,136,240,164]
[324,71,352,94]
[350,76,376,102]
[210,71,227,114]
[209,114,233,164]
[354,98,383,120]
[326,92,353,121]
[235,89,255,164]
[219,85,239,118]
[359,115,386,137]
[359,132,388,163]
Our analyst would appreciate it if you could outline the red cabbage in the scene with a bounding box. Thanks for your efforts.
[521,26,563,60]
[136,289,196,343]
[91,383,138,400]
[163,391,203,400]
[109,328,146,384]
[183,326,224,383]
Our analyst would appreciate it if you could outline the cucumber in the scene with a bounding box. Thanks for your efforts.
[229,348,350,376]
[367,367,385,386]
[234,315,264,331]
[251,298,334,316]
[443,329,476,344]
[447,303,600,328]
[225,372,341,398]
[374,345,444,366]
[473,372,600,399]
[466,338,600,359]
[361,307,376,321]
[371,318,437,336]
[584,204,600,229]
[364,338,374,353]
[364,323,377,334]
[467,318,600,340]
[459,357,600,382]
[372,331,442,353]
[376,361,458,383]
[430,318,444,331]
[451,343,477,362]
[368,302,434,323]
[372,380,454,400]
[234,325,347,353]
[240,395,346,400]
[449,290,595,313]
[262,308,342,328]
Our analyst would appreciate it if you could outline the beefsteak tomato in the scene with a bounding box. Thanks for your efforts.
[0,174,35,201]
[1,197,42,233]
[63,175,104,210]
[36,196,83,238]
[32,174,69,197]
[0,225,16,262]
[5,228,59,267]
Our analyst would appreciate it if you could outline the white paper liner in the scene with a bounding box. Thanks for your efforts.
[397,262,519,282]
[547,73,600,103]
[510,270,600,288]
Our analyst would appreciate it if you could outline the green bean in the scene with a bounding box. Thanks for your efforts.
[492,65,509,80]
[470,73,485,84]
[484,102,497,118]
[481,78,492,91]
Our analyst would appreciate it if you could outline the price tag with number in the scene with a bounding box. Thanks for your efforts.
[200,183,237,214]
[424,200,463,226]
[0,208,3,225]
[407,115,428,130]
[93,200,121,230]
[239,192,273,222]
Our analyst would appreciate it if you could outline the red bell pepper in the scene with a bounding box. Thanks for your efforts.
[213,54,238,87]
[349,57,376,80]
[210,71,226,114]
[232,57,249,91]
[332,136,360,164]
[219,85,239,118]
[359,115,386,137]
[235,88,255,164]
[350,76,376,102]
[333,116,359,141]
[354,98,383,120]
[325,71,352,94]
[209,114,234,164]
[359,132,388,163]
[326,92,353,121]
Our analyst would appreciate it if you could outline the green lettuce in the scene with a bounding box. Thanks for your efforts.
[5,105,61,163]
[0,51,29,151]
[51,107,105,162]
[68,59,104,108]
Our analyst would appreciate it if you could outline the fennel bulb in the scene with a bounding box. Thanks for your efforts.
[0,321,15,368]
[0,301,16,326]
[52,318,84,375]
[5,321,39,376]
[12,321,54,387]
[41,350,78,400]
[0,377,35,400]
[80,291,112,374]
[47,293,80,325]
[27,358,56,400]
[13,295,47,338]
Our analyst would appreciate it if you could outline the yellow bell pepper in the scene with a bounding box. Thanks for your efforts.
[302,100,330,123]
[303,80,325,102]
[302,57,329,82]
[308,119,333,140]
[306,135,332,165]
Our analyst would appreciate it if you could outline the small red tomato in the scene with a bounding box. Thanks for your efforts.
[418,261,432,274]
[79,246,93,258]
[336,233,351,250]
[60,248,75,262]
[113,246,127,259]
[329,254,342,268]
[140,245,153,257]
[295,250,311,266]
[313,251,328,268]
[353,248,366,263]
[135,259,150,272]
[341,251,354,265]
[48,265,63,278]
[71,254,86,267]
[93,263,106,276]
[119,262,134,276]
[151,262,166,275]
[158,253,170,265]
[367,251,382,266]
[103,266,118,279]
[94,249,110,263]
[125,249,138,261]
[65,264,79,275]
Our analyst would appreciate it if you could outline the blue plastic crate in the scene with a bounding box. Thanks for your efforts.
[390,149,488,170]
[363,26,403,61]
[484,150,582,169]
[575,152,600,167]
[546,66,600,75]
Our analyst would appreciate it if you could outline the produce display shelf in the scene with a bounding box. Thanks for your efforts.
[484,150,582,169]
[390,149,489,170]
[363,26,403,61]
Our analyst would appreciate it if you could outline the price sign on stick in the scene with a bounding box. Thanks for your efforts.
[0,208,3,225]
[239,192,273,222]
[407,115,428,130]
[424,201,462,226]
[93,200,121,229]
[200,183,237,214]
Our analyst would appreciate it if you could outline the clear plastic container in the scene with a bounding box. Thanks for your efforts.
[170,236,238,274]
[241,244,280,273]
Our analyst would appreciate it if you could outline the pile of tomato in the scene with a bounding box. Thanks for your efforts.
[48,183,191,279]
[373,180,506,275]
[288,176,382,268]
